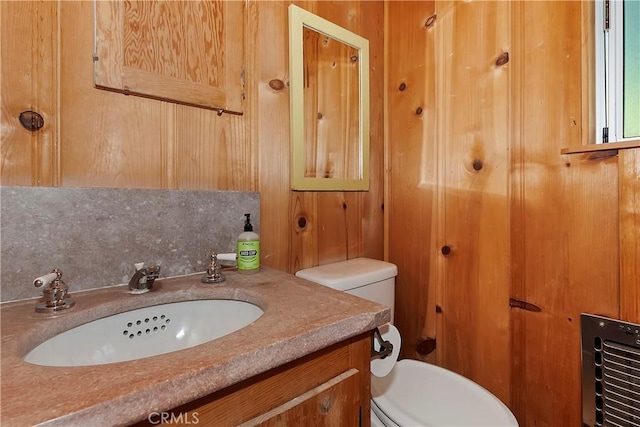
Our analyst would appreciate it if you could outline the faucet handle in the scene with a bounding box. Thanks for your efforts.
[129,263,160,294]
[216,253,237,263]
[201,252,226,284]
[33,270,60,288]
[145,265,161,281]
[33,268,75,313]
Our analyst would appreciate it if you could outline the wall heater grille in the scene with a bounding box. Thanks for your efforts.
[582,314,640,427]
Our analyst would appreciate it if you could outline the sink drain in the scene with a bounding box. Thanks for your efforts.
[122,314,171,339]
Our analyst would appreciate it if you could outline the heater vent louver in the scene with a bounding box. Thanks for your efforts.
[582,314,640,427]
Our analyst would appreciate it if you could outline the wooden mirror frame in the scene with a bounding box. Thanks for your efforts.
[288,4,370,191]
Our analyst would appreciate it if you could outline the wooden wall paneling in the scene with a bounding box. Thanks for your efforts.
[359,1,385,262]
[161,103,176,190]
[435,0,511,404]
[580,1,596,147]
[317,192,351,265]
[255,0,294,272]
[386,1,436,360]
[172,108,252,191]
[327,0,386,264]
[508,0,527,423]
[619,148,640,324]
[344,192,364,259]
[290,193,319,273]
[60,1,165,188]
[517,2,620,425]
[1,1,58,186]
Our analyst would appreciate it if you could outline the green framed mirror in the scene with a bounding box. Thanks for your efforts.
[288,5,370,191]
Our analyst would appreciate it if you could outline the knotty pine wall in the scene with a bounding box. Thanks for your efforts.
[2,1,639,427]
[386,1,638,426]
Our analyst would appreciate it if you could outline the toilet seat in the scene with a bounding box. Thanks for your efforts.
[371,396,418,427]
[371,359,519,426]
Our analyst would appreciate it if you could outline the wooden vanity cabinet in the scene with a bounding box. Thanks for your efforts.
[133,332,372,427]
[94,0,245,113]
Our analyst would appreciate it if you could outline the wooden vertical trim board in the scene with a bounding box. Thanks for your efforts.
[245,0,259,192]
[581,1,595,147]
[421,0,438,362]
[619,148,640,324]
[508,0,526,423]
[35,0,59,186]
[383,0,390,261]
[345,192,364,259]
[432,0,448,366]
[161,103,176,189]
[53,0,61,186]
[255,0,294,272]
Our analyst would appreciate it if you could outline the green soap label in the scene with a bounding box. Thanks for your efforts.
[237,241,260,270]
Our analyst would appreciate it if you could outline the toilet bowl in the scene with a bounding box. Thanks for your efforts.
[371,359,518,426]
[296,258,519,427]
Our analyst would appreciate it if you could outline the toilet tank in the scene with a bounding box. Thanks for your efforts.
[295,258,398,322]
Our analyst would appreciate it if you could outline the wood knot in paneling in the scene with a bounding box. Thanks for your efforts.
[472,159,483,171]
[319,396,333,414]
[424,14,437,29]
[495,52,509,66]
[398,82,407,92]
[18,111,44,132]
[268,79,286,91]
[415,107,423,115]
[416,337,436,355]
[441,245,451,256]
[295,214,308,231]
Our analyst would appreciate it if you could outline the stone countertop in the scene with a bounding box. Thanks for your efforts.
[1,267,390,427]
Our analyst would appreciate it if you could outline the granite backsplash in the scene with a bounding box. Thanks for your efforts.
[0,186,259,302]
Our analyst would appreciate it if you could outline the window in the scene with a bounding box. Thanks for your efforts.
[594,0,640,144]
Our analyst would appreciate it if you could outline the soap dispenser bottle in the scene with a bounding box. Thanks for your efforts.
[237,213,260,274]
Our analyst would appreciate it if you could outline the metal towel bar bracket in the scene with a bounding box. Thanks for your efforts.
[371,328,393,360]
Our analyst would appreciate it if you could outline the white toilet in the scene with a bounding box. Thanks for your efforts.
[296,257,519,427]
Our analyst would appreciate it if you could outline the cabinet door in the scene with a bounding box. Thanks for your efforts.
[94,0,244,113]
[241,369,362,427]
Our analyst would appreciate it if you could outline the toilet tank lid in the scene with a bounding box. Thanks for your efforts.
[295,258,398,291]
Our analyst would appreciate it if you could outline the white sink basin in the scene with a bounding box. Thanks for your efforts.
[24,299,263,367]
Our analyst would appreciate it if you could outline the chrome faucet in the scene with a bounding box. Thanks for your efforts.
[201,252,225,284]
[33,268,75,313]
[128,263,160,293]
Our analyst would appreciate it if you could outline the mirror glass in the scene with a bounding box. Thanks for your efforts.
[289,5,370,191]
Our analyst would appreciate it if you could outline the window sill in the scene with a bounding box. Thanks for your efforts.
[561,139,640,155]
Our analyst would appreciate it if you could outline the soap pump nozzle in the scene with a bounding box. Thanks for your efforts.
[244,213,253,232]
